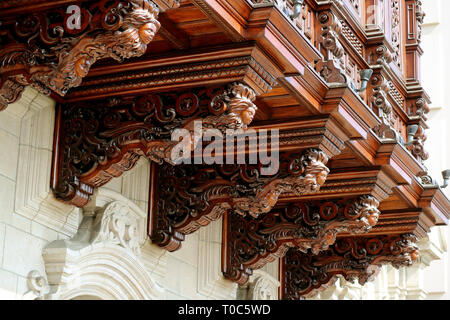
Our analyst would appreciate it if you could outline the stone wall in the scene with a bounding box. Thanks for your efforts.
[0,88,279,300]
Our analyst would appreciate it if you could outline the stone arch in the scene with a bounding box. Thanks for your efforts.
[48,244,165,300]
[35,189,165,300]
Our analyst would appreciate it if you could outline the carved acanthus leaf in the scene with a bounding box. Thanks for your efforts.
[91,201,143,256]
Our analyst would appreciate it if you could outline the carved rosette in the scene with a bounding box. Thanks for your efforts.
[52,83,258,207]
[222,195,380,285]
[0,0,166,110]
[281,234,419,300]
[149,149,330,251]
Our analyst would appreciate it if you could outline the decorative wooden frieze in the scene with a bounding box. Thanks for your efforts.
[222,195,380,285]
[280,234,419,300]
[0,0,172,111]
[51,82,258,207]
[148,149,330,251]
[65,54,279,102]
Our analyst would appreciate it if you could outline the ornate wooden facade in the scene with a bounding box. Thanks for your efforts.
[2,0,450,299]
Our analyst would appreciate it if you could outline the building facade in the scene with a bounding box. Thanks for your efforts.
[0,0,449,300]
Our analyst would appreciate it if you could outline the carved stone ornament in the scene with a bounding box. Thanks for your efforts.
[52,82,257,207]
[280,234,419,300]
[0,0,167,111]
[149,148,330,251]
[222,195,380,285]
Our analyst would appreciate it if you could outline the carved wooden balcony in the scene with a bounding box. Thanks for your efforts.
[1,0,449,300]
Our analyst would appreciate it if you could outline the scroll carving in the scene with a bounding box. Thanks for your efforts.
[52,83,257,207]
[222,196,380,285]
[281,234,419,300]
[149,149,330,251]
[315,10,347,84]
[370,73,393,124]
[0,0,165,110]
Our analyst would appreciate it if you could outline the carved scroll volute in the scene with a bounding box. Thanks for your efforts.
[0,0,163,111]
[149,149,331,252]
[318,11,344,60]
[34,1,161,96]
[221,195,380,286]
[233,149,330,218]
[52,83,259,208]
[151,82,258,165]
[280,234,419,300]
[314,10,347,84]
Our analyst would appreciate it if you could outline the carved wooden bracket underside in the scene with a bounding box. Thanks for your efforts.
[222,195,381,285]
[0,0,175,110]
[280,234,419,300]
[51,82,258,207]
[148,148,330,252]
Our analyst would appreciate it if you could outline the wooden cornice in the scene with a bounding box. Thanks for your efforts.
[280,166,396,203]
[280,234,419,299]
[65,42,283,101]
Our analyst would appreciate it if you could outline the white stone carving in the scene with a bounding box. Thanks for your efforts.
[197,218,237,299]
[36,189,165,300]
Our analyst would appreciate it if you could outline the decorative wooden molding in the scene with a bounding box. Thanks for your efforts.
[222,195,380,285]
[280,234,419,300]
[148,148,330,252]
[65,43,280,102]
[51,82,258,207]
[0,0,175,111]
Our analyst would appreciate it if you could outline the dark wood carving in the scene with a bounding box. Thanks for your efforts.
[222,196,380,285]
[280,234,419,300]
[148,148,330,251]
[0,0,168,110]
[51,82,257,207]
